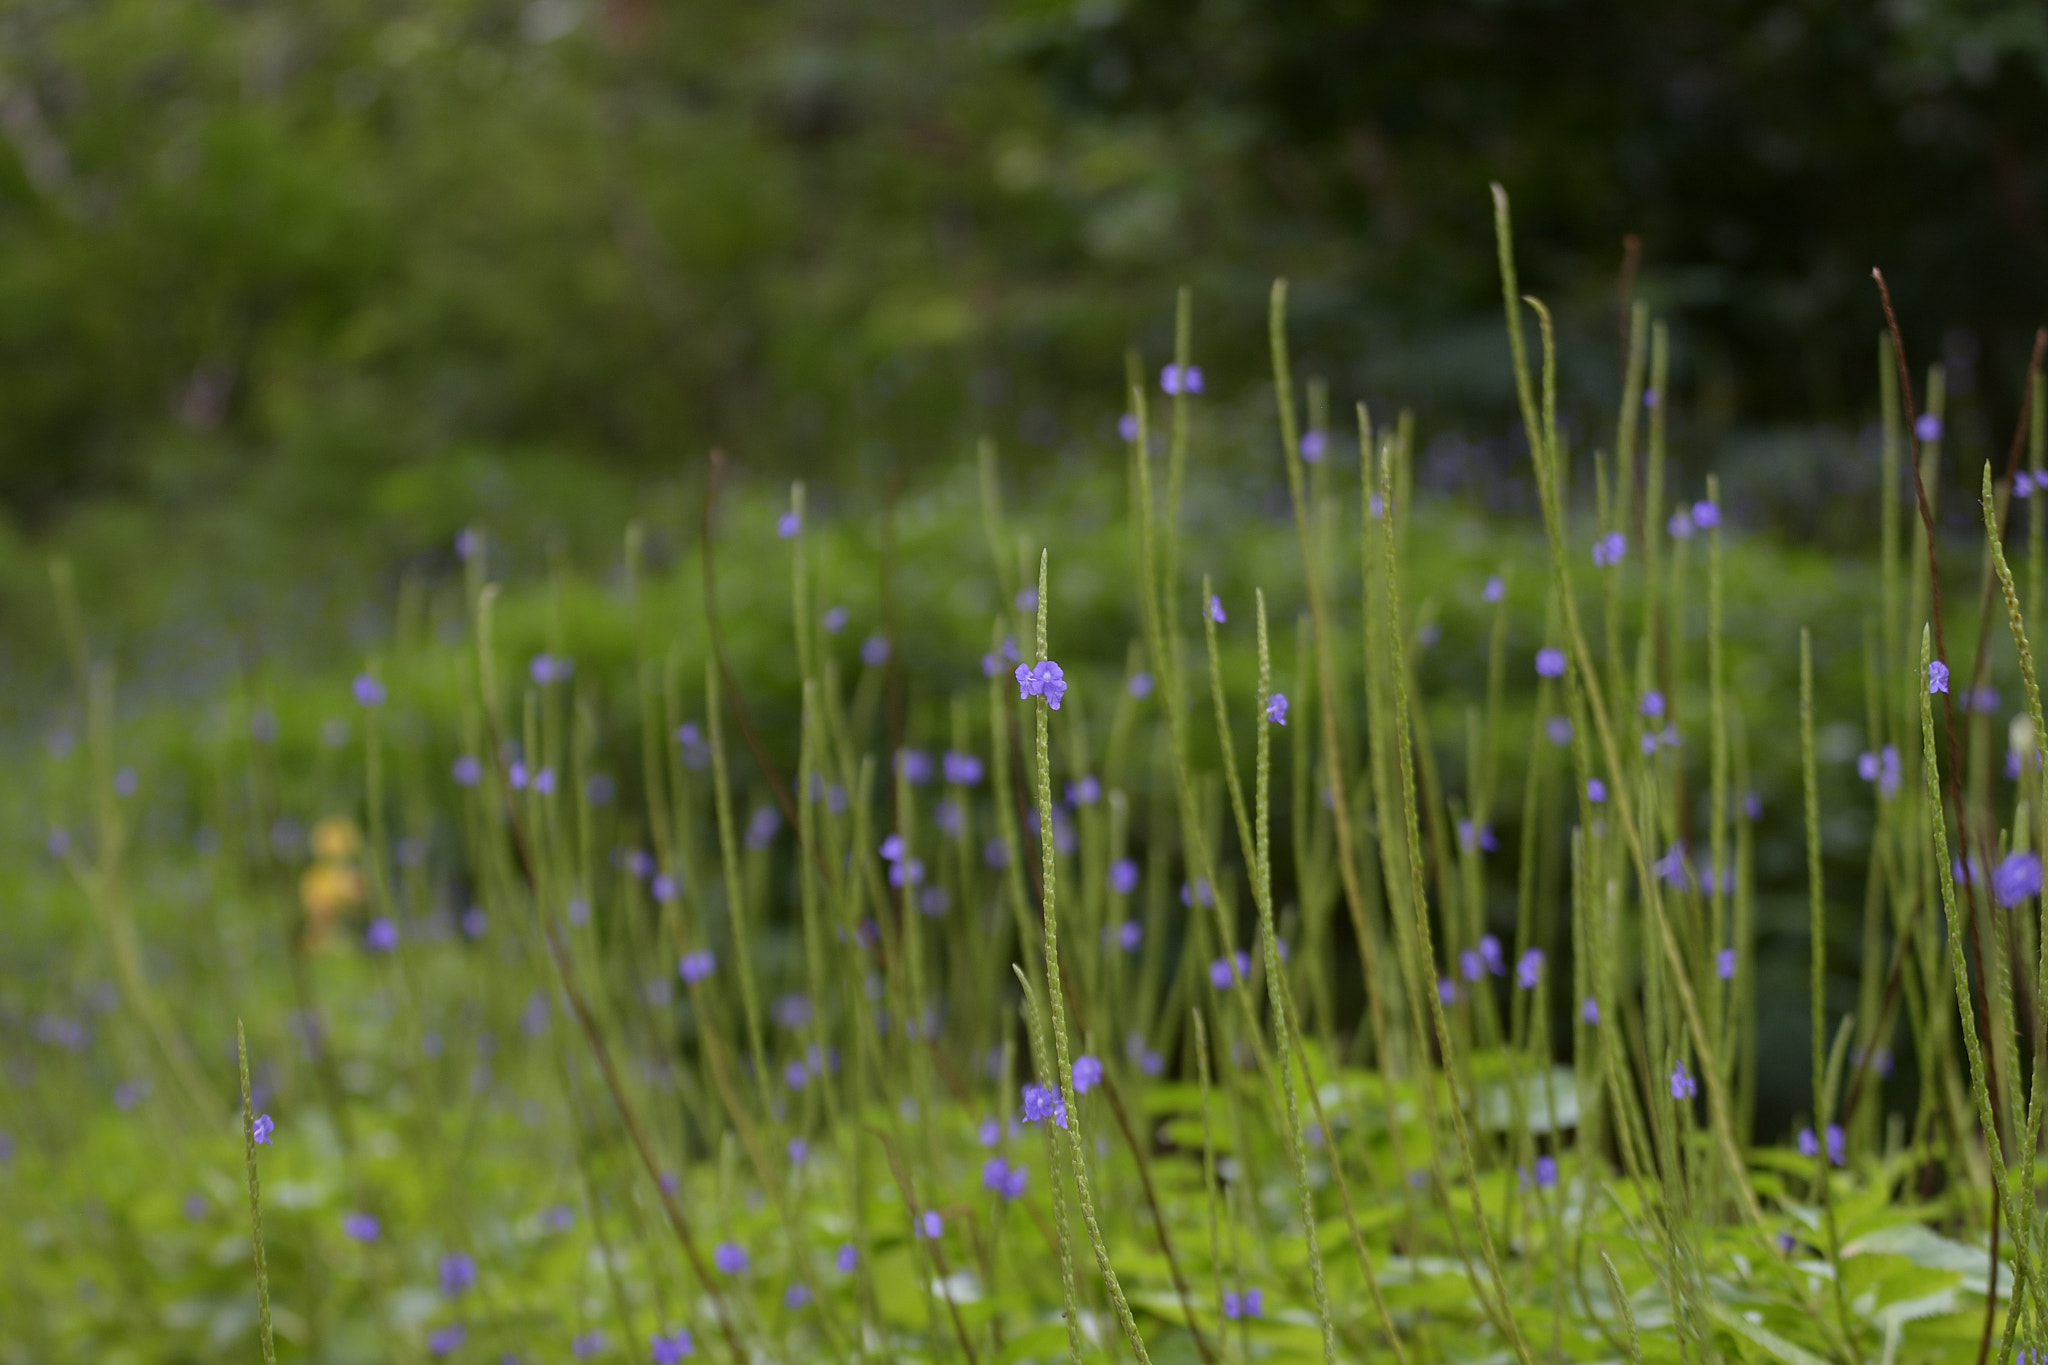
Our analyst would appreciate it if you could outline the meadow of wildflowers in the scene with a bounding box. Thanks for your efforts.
[7,188,2048,1365]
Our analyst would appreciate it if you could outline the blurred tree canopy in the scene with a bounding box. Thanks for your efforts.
[0,0,2043,539]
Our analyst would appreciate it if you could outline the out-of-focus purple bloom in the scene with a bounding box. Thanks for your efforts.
[1072,1055,1104,1094]
[897,749,935,785]
[460,907,487,940]
[1210,951,1251,989]
[1223,1288,1264,1320]
[573,1330,607,1358]
[2017,472,2037,499]
[1515,948,1544,990]
[1116,919,1142,952]
[745,806,781,849]
[942,751,984,786]
[778,510,801,539]
[983,837,1011,869]
[428,1325,466,1357]
[978,1117,1002,1148]
[452,754,482,786]
[251,1114,275,1145]
[353,674,386,707]
[1745,790,1763,821]
[1459,949,1484,983]
[439,1252,477,1296]
[1692,500,1720,529]
[1536,647,1567,678]
[1437,976,1457,1005]
[888,858,925,888]
[679,950,716,984]
[934,798,963,836]
[1716,948,1737,980]
[1457,820,1498,854]
[585,774,615,805]
[1670,1060,1697,1101]
[918,886,950,917]
[836,1243,858,1273]
[783,1282,813,1311]
[366,918,399,953]
[1160,363,1203,395]
[1533,1155,1558,1188]
[1642,388,1660,410]
[1587,777,1608,803]
[542,1204,575,1232]
[651,1328,695,1362]
[1181,878,1214,908]
[113,766,138,797]
[1592,531,1627,567]
[1266,692,1289,725]
[652,873,681,904]
[1067,775,1102,806]
[1208,594,1226,624]
[1668,508,1695,539]
[862,635,891,667]
[1641,690,1665,720]
[455,526,481,560]
[1128,671,1154,699]
[1478,934,1504,975]
[1546,715,1574,747]
[1118,412,1140,442]
[1299,429,1327,462]
[1995,851,2043,908]
[1581,996,1601,1025]
[343,1211,380,1242]
[1482,574,1505,603]
[915,1210,943,1239]
[714,1242,749,1275]
[1915,412,1943,443]
[1110,858,1140,895]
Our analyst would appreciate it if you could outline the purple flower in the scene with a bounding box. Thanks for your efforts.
[1300,430,1327,462]
[1116,919,1142,952]
[943,751,984,785]
[1587,778,1607,803]
[1535,647,1567,679]
[836,1243,858,1273]
[679,950,716,984]
[1459,949,1484,983]
[784,1283,813,1310]
[1128,671,1154,699]
[897,749,935,784]
[1208,594,1226,624]
[1994,851,2043,908]
[888,859,925,888]
[343,1211,380,1242]
[1642,388,1660,410]
[1641,690,1665,720]
[652,873,680,904]
[1110,858,1140,895]
[1745,790,1763,821]
[1929,660,1950,694]
[982,1155,1012,1194]
[1015,659,1068,710]
[1457,820,1498,853]
[1266,692,1289,725]
[1021,1082,1068,1128]
[460,907,487,939]
[1533,1155,1558,1188]
[1483,574,1505,603]
[2017,472,2037,499]
[1716,948,1737,980]
[1592,531,1627,567]
[714,1241,749,1275]
[574,1331,607,1358]
[428,1325,466,1357]
[916,1210,943,1239]
[1914,412,1944,443]
[1668,508,1696,539]
[1546,715,1574,747]
[1160,363,1204,395]
[1669,1060,1697,1101]
[251,1113,275,1145]
[1692,500,1721,529]
[1223,1287,1264,1320]
[778,510,802,539]
[651,1329,695,1362]
[1119,412,1140,442]
[353,674,386,707]
[978,1117,1002,1147]
[1181,878,1214,907]
[1581,996,1600,1025]
[439,1251,477,1296]
[1515,948,1544,990]
[455,527,481,560]
[1438,976,1457,1005]
[1478,934,1504,975]
[1072,1055,1104,1094]
[746,806,781,850]
[862,634,891,667]
[1016,586,1039,612]
[366,918,399,953]
[787,1137,809,1166]
[1209,951,1251,989]
[983,837,1011,868]
[1068,775,1102,806]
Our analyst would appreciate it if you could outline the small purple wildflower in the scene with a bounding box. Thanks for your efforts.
[1716,948,1737,981]
[1160,363,1204,395]
[652,873,680,903]
[1642,388,1659,409]
[861,634,891,667]
[1592,530,1627,567]
[1223,1288,1264,1320]
[778,510,802,539]
[1533,1155,1558,1188]
[836,1243,858,1273]
[679,950,716,984]
[978,1117,1002,1147]
[916,1210,943,1239]
[784,1283,813,1310]
[455,526,481,560]
[366,918,399,953]
[1208,594,1226,624]
[1641,690,1665,720]
[1668,508,1695,539]
[822,605,849,633]
[1929,659,1949,694]
[1438,977,1457,1005]
[439,1251,477,1296]
[897,749,935,784]
[1483,574,1505,603]
[1021,1083,1068,1128]
[1535,647,1567,679]
[1266,692,1288,725]
[343,1211,380,1242]
[714,1242,749,1275]
[1118,412,1140,442]
[1692,500,1720,529]
[1581,996,1601,1025]
[1068,774,1102,806]
[251,1113,275,1145]
[745,805,781,850]
[1995,851,2043,908]
[1110,858,1140,895]
[573,1331,607,1359]
[1459,949,1484,983]
[1669,1060,1697,1101]
[1299,429,1327,462]
[1479,934,1504,975]
[1515,948,1544,990]
[353,673,386,707]
[1116,918,1142,951]
[651,1328,695,1362]
[1914,412,1943,443]
[1587,778,1607,803]
[1128,671,1154,698]
[1546,715,1574,746]
[1014,659,1068,710]
[1209,951,1251,989]
[943,751,984,785]
[1072,1055,1104,1094]
[428,1325,466,1357]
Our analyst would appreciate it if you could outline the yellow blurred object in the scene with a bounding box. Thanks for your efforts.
[311,817,362,862]
[300,819,367,951]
